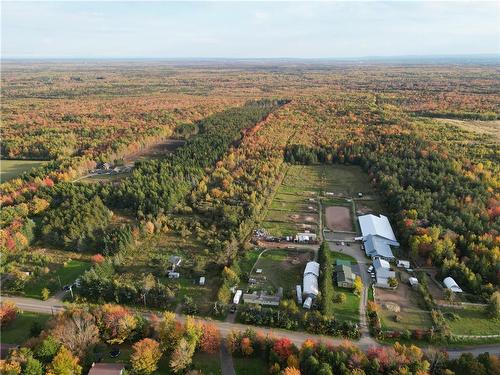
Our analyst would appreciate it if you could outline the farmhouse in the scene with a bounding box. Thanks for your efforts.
[303,261,320,297]
[358,214,399,260]
[88,363,125,375]
[336,264,356,288]
[373,257,396,288]
[443,277,463,293]
[243,291,281,306]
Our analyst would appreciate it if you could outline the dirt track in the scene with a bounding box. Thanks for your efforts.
[325,206,352,231]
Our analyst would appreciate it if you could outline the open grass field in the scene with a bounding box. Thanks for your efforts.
[249,248,314,296]
[1,312,51,344]
[1,159,45,182]
[441,306,500,336]
[24,259,91,299]
[434,118,500,142]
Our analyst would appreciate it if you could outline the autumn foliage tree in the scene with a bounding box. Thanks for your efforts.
[130,338,163,375]
[96,304,138,344]
[0,301,18,327]
[46,346,82,375]
[199,323,221,353]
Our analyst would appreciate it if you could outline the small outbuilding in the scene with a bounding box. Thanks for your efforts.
[296,232,317,243]
[233,290,243,304]
[296,285,303,305]
[397,260,410,269]
[303,296,313,309]
[409,277,419,287]
[199,277,205,286]
[443,277,463,293]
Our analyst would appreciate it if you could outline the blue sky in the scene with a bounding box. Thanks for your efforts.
[2,1,499,58]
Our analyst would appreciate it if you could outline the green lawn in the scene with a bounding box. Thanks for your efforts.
[333,287,360,322]
[442,306,500,336]
[192,353,222,375]
[1,160,45,182]
[24,259,91,299]
[1,312,51,344]
[330,251,357,263]
[252,248,314,295]
[379,307,433,331]
[233,356,268,375]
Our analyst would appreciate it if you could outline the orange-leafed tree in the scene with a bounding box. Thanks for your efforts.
[199,323,221,353]
[0,301,18,327]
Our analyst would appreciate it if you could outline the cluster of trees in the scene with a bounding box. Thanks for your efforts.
[227,327,499,375]
[77,259,176,308]
[237,306,360,338]
[41,195,112,251]
[1,303,222,375]
[318,242,335,316]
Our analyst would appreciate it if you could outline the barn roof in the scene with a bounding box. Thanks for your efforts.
[363,234,398,259]
[303,273,319,296]
[359,214,397,242]
[304,261,320,277]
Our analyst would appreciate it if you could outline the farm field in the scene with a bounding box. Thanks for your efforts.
[0,159,45,182]
[441,306,500,336]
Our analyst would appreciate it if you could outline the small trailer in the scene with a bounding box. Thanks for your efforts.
[233,290,243,304]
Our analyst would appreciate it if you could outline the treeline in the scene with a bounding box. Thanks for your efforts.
[107,99,285,215]
[414,110,498,121]
[284,133,499,294]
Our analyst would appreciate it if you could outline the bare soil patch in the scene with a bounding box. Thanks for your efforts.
[325,206,352,231]
[123,139,185,164]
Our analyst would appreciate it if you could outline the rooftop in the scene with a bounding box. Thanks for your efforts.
[359,214,397,242]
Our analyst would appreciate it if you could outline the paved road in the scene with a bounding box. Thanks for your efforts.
[5,295,500,358]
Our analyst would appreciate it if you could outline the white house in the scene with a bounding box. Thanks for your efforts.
[373,258,396,288]
[443,277,463,293]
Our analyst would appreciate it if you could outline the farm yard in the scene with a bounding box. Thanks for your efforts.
[0,159,45,182]
[375,280,433,332]
[247,248,315,297]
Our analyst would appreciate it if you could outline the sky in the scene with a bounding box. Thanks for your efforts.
[2,1,499,59]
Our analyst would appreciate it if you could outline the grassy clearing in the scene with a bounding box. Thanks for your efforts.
[379,307,433,331]
[24,259,91,299]
[192,353,222,375]
[1,312,51,344]
[119,233,220,314]
[441,306,500,336]
[1,159,45,182]
[80,172,130,184]
[250,248,314,296]
[233,357,267,375]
